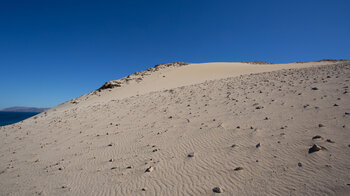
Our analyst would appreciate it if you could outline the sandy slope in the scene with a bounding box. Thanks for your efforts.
[0,61,350,196]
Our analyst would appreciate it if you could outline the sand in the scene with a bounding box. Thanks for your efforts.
[0,61,349,195]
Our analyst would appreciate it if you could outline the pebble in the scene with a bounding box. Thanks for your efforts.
[187,152,195,157]
[145,166,154,173]
[298,162,302,167]
[212,187,223,193]
[234,167,243,171]
[312,135,323,140]
[256,143,261,148]
[308,144,322,153]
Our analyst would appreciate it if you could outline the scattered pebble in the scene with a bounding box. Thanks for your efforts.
[311,87,318,90]
[234,167,243,171]
[308,144,323,153]
[111,166,117,170]
[326,139,335,143]
[145,166,154,173]
[187,152,195,157]
[256,143,261,148]
[212,187,223,193]
[312,135,323,140]
[298,162,302,167]
[318,124,324,128]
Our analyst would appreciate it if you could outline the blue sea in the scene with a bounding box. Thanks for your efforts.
[0,111,40,126]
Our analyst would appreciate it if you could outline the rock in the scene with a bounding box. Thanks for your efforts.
[141,188,147,191]
[256,143,261,148]
[326,139,335,143]
[298,162,302,167]
[152,149,158,152]
[308,144,322,153]
[231,144,236,148]
[318,124,324,128]
[312,135,323,140]
[109,159,114,162]
[111,166,117,170]
[187,152,195,157]
[145,166,154,173]
[108,143,114,147]
[99,81,122,90]
[311,87,318,90]
[126,166,133,169]
[212,187,223,193]
[234,167,243,171]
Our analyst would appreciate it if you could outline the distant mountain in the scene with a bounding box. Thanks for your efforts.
[0,107,49,113]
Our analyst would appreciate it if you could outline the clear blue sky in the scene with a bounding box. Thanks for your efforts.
[1,0,349,108]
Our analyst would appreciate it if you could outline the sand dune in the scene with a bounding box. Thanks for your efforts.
[0,61,349,195]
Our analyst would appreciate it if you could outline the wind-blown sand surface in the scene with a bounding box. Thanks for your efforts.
[0,61,350,195]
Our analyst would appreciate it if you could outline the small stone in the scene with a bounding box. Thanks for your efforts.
[326,139,335,143]
[298,162,302,167]
[108,143,113,147]
[152,149,158,152]
[308,144,322,153]
[212,187,223,193]
[141,188,147,191]
[145,166,154,173]
[187,152,195,157]
[231,144,236,148]
[126,166,133,169]
[318,124,324,128]
[236,126,240,129]
[311,87,318,90]
[109,159,114,162]
[234,167,243,171]
[111,166,117,170]
[312,135,323,140]
[256,143,261,148]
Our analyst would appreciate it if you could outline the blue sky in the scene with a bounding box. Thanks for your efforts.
[1,0,349,108]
